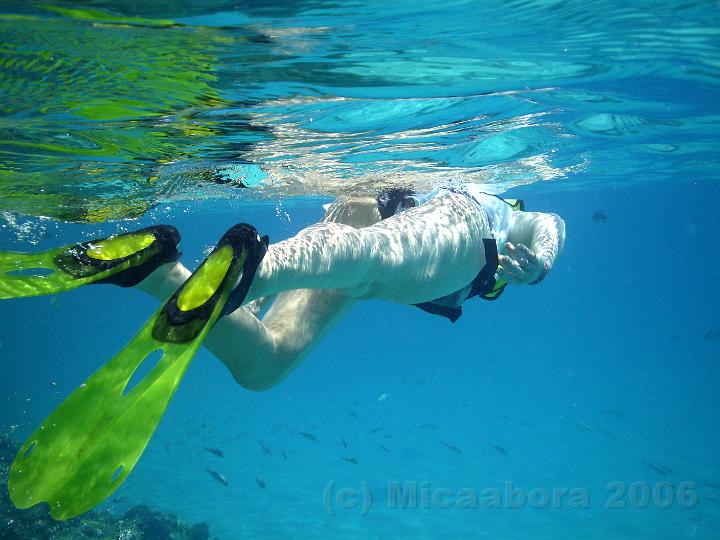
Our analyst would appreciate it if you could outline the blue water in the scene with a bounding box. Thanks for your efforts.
[1,0,720,538]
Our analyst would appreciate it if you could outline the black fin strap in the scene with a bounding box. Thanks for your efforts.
[221,234,269,317]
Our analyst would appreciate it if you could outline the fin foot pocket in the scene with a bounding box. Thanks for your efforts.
[152,223,268,343]
[0,225,180,299]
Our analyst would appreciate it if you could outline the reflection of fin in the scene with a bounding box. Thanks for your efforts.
[0,225,180,299]
[9,223,267,520]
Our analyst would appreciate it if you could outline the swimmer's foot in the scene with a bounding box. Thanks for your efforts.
[154,223,268,339]
[8,223,266,519]
[0,225,181,299]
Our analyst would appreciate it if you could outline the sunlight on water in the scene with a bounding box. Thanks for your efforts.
[0,0,717,223]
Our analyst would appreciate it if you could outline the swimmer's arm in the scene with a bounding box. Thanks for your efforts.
[501,211,566,284]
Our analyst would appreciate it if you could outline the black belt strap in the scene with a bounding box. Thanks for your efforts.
[467,238,500,300]
[413,238,500,322]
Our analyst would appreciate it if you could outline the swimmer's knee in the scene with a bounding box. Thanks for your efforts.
[231,370,283,392]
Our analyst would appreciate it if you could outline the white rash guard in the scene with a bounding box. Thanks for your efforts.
[406,183,564,310]
[246,185,564,309]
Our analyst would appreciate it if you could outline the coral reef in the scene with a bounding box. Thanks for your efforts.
[0,434,216,540]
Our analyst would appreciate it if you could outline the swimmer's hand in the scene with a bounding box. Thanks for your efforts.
[498,242,548,285]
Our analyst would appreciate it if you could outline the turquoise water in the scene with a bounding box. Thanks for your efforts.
[1,1,719,538]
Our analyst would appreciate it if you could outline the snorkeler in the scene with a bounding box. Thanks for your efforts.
[2,184,566,390]
[136,185,565,390]
[1,183,564,518]
[2,183,565,391]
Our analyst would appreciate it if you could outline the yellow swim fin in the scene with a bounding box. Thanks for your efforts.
[0,225,180,299]
[9,223,267,520]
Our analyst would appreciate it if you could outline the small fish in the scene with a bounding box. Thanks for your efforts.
[601,409,627,419]
[377,393,389,403]
[255,477,266,489]
[705,328,720,341]
[592,210,609,223]
[570,420,593,432]
[643,462,667,476]
[340,438,348,449]
[298,431,317,442]
[258,440,272,456]
[452,399,470,409]
[204,447,224,458]
[341,457,358,464]
[379,445,393,453]
[512,419,535,429]
[440,442,463,455]
[345,410,359,418]
[367,427,383,435]
[206,469,228,486]
[489,443,509,457]
[414,422,439,431]
[412,377,429,389]
[221,431,249,444]
[112,496,129,504]
[704,496,720,506]
[281,448,287,461]
[703,482,720,490]
[643,461,672,476]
